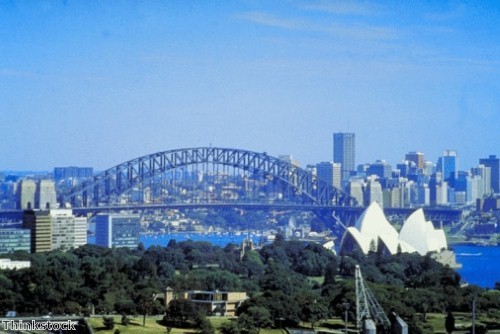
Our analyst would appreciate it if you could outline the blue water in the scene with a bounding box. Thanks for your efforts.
[140,232,264,248]
[454,244,500,289]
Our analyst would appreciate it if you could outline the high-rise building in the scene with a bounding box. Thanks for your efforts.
[333,132,355,185]
[316,162,342,190]
[405,151,424,169]
[51,209,87,251]
[95,213,140,249]
[472,165,492,196]
[367,160,392,179]
[22,209,86,253]
[479,155,499,193]
[437,150,458,186]
[22,210,52,253]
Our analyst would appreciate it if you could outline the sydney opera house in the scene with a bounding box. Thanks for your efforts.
[339,202,448,256]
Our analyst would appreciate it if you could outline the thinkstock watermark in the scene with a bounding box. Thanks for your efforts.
[1,319,77,331]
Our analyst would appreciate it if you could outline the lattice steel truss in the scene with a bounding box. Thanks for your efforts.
[61,147,357,208]
[355,265,391,332]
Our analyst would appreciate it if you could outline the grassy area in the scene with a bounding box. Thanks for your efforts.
[88,316,287,334]
[88,313,500,334]
[88,315,196,334]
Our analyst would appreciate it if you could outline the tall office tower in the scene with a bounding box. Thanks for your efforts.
[437,150,458,187]
[479,155,499,193]
[316,162,342,190]
[333,132,355,185]
[346,180,364,205]
[95,213,140,249]
[472,165,492,196]
[367,160,392,179]
[429,172,448,206]
[364,176,383,207]
[22,210,52,253]
[405,151,424,169]
[37,180,57,209]
[424,161,435,176]
[22,209,87,253]
[18,179,37,209]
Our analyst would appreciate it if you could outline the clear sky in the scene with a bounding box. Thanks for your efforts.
[1,0,499,171]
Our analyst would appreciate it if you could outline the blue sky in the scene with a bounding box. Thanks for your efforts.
[1,0,499,171]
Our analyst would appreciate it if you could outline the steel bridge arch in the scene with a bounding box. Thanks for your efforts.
[61,147,357,208]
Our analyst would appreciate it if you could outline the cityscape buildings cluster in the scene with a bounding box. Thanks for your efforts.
[310,133,499,209]
[0,134,499,255]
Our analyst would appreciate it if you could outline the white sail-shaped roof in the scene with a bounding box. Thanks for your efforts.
[346,202,400,254]
[340,203,447,256]
[399,209,448,255]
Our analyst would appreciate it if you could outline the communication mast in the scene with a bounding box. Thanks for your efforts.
[355,265,391,332]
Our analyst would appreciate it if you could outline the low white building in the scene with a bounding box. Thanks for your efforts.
[0,258,31,270]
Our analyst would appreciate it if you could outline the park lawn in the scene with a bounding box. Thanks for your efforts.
[89,315,285,334]
[89,315,196,334]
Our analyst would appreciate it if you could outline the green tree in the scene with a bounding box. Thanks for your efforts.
[238,306,273,331]
[445,311,455,334]
[164,299,197,327]
[220,320,241,334]
[103,316,115,330]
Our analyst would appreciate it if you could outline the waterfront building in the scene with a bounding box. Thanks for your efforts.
[479,155,499,193]
[95,213,140,248]
[333,132,355,185]
[316,161,342,190]
[0,228,31,254]
[340,202,447,256]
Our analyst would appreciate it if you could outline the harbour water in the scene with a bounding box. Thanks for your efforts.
[453,244,500,289]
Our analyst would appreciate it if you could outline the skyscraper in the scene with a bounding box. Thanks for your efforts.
[437,150,458,187]
[333,132,355,186]
[405,151,424,169]
[479,155,499,194]
[316,162,342,190]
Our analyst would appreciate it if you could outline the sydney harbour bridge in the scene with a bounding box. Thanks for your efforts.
[2,147,462,227]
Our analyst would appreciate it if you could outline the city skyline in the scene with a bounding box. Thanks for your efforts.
[1,1,499,171]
